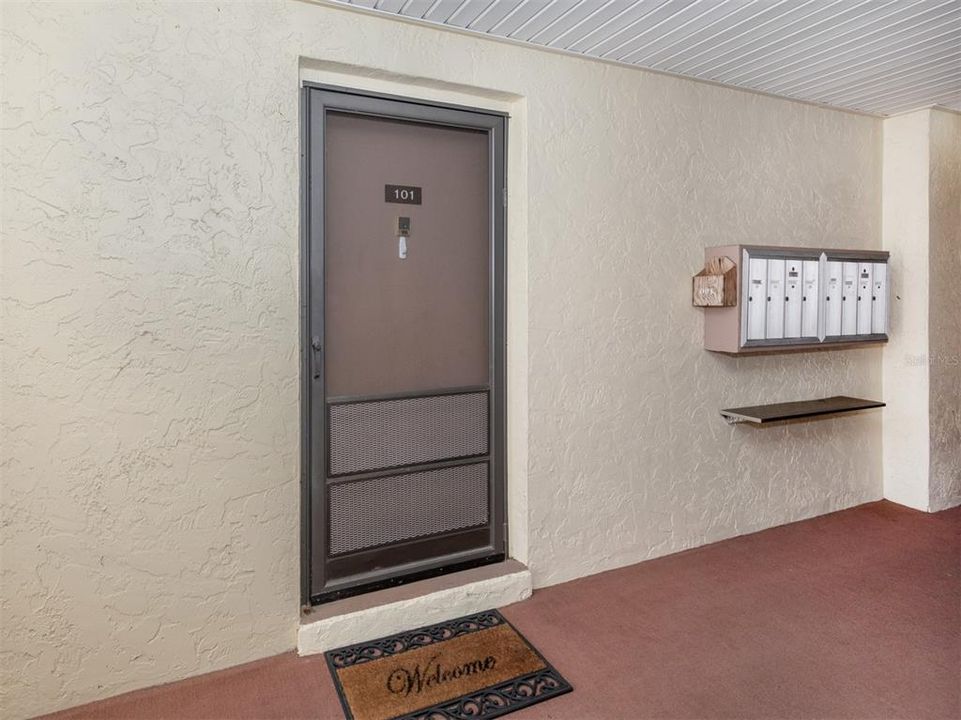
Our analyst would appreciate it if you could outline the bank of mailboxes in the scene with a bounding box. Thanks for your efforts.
[702,245,889,354]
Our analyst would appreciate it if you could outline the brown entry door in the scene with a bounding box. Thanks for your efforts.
[304,87,507,604]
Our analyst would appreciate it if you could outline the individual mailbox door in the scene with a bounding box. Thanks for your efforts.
[856,262,873,335]
[801,260,819,338]
[784,260,803,338]
[825,261,843,336]
[872,262,888,334]
[746,257,767,340]
[841,261,858,336]
[765,259,786,340]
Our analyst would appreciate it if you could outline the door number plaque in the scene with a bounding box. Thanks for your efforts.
[385,185,422,204]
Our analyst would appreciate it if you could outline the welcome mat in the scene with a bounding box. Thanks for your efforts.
[325,610,572,720]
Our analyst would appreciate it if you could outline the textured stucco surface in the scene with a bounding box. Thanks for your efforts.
[297,567,531,656]
[2,1,882,717]
[928,109,961,512]
[881,109,961,513]
[881,111,932,511]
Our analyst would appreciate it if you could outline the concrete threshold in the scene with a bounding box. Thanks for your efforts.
[297,559,531,655]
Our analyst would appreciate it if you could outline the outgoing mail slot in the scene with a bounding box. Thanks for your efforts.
[765,259,786,340]
[872,262,888,335]
[840,262,858,336]
[784,260,803,339]
[746,257,768,340]
[825,261,843,337]
[801,260,819,338]
[856,262,873,335]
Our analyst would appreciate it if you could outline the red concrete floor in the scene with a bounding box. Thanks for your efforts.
[44,500,960,720]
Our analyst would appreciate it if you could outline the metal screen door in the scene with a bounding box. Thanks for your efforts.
[302,86,507,605]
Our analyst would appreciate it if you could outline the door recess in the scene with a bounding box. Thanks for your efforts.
[302,86,508,605]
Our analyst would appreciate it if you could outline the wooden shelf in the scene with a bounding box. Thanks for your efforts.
[720,395,885,425]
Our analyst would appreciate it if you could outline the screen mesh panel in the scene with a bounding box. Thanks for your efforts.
[328,391,488,476]
[328,462,489,555]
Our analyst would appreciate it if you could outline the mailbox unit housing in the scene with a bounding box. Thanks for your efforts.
[703,245,889,354]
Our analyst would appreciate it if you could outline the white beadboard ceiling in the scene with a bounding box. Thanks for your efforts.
[331,0,961,116]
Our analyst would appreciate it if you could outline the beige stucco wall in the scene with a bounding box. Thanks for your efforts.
[928,109,961,512]
[881,111,932,511]
[2,1,883,716]
[881,108,961,512]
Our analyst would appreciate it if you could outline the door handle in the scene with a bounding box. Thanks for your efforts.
[311,336,322,380]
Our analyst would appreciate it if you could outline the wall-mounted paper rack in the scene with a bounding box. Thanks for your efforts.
[720,395,885,425]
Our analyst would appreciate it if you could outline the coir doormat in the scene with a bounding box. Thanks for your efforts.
[325,609,572,720]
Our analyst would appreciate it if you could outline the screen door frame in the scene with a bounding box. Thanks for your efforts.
[300,83,508,606]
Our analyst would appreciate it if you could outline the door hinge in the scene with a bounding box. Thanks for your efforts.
[311,336,323,379]
[502,187,507,208]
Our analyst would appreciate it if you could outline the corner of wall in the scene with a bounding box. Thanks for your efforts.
[927,109,961,511]
[881,107,961,513]
[881,110,931,511]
